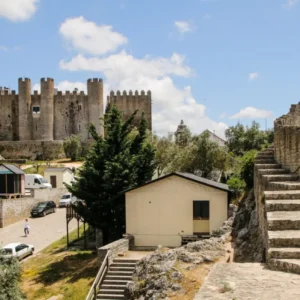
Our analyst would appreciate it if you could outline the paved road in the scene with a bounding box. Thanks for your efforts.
[0,208,77,253]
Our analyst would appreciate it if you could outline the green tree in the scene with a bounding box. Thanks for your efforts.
[240,150,257,189]
[0,255,24,300]
[63,135,81,161]
[226,176,246,200]
[66,106,156,243]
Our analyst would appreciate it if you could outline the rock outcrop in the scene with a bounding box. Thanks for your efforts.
[232,189,264,262]
[124,217,234,300]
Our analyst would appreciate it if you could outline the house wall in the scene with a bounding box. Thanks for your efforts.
[126,175,228,247]
[44,170,73,189]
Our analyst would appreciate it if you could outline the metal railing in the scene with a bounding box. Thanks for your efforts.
[86,250,110,300]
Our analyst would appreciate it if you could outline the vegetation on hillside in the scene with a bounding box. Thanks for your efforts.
[66,106,156,244]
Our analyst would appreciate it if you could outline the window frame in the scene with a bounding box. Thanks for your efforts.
[193,200,210,221]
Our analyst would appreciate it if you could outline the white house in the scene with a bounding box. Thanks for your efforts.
[125,172,231,248]
[43,168,74,188]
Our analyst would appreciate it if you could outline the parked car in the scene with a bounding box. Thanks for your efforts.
[25,174,52,189]
[31,201,56,217]
[58,193,77,207]
[1,243,34,260]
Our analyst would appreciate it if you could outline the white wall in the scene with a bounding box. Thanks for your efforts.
[126,175,228,247]
[44,170,73,188]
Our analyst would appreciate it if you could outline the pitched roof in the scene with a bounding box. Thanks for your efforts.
[44,168,72,173]
[0,164,25,175]
[124,172,230,194]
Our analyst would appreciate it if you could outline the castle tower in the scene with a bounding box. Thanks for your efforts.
[40,78,54,140]
[87,78,103,136]
[18,78,31,140]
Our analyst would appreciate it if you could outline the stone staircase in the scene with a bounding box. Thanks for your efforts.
[96,258,139,300]
[255,146,300,274]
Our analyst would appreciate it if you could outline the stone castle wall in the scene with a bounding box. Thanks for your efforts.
[274,103,300,174]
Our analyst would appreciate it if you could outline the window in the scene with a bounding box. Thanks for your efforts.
[34,178,41,184]
[32,106,40,113]
[193,201,209,220]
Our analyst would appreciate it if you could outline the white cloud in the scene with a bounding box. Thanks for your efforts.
[220,112,227,119]
[249,72,259,81]
[0,0,39,22]
[174,21,194,34]
[59,16,128,55]
[230,107,273,119]
[286,0,298,8]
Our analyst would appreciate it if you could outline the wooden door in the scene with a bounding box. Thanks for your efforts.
[50,176,57,188]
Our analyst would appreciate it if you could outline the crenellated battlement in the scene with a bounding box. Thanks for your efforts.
[109,90,151,98]
[18,77,31,83]
[41,78,54,83]
[87,78,103,83]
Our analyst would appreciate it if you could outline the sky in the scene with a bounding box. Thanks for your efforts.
[0,0,299,138]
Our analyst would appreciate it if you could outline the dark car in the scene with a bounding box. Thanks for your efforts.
[31,201,56,217]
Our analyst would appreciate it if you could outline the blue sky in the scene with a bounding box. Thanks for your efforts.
[0,0,299,137]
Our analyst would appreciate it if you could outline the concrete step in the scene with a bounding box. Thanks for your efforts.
[268,248,300,259]
[109,267,135,272]
[255,164,281,170]
[110,262,136,268]
[266,199,300,211]
[269,181,300,191]
[258,169,289,175]
[267,211,300,230]
[264,190,300,200]
[97,294,124,299]
[113,259,139,263]
[103,280,130,285]
[268,230,300,247]
[101,284,126,290]
[98,289,124,295]
[268,258,300,274]
[262,174,299,182]
[105,275,132,281]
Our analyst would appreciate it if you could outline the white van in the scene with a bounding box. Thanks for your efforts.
[25,174,52,189]
[58,192,77,207]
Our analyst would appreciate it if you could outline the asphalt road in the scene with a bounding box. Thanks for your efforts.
[0,208,78,253]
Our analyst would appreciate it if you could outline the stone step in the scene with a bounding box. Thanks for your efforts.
[268,230,300,247]
[266,200,300,211]
[262,174,298,182]
[105,275,132,281]
[101,284,126,290]
[268,258,300,274]
[96,294,124,299]
[264,190,300,200]
[103,279,130,285]
[98,289,124,295]
[255,164,281,170]
[256,153,274,159]
[258,169,289,175]
[110,262,137,268]
[269,181,300,191]
[109,267,135,272]
[268,248,300,259]
[267,211,300,230]
[255,159,276,164]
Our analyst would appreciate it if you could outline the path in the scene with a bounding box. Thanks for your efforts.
[0,208,77,253]
[194,262,300,300]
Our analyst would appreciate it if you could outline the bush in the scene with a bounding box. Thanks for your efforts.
[240,150,257,189]
[63,135,81,161]
[227,176,246,200]
[0,255,24,300]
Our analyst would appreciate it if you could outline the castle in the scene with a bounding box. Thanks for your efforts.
[0,78,152,142]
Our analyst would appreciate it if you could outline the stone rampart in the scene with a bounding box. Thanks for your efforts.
[34,188,68,205]
[0,140,64,160]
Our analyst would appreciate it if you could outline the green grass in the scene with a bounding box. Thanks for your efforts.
[21,225,98,300]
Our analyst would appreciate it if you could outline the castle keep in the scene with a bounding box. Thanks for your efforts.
[0,78,152,142]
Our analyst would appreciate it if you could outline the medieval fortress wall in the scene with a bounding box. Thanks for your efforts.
[0,78,151,158]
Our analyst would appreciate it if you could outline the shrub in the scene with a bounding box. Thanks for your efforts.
[227,176,246,200]
[63,135,81,161]
[240,150,257,189]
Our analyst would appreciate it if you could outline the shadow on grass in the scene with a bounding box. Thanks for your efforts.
[34,252,98,286]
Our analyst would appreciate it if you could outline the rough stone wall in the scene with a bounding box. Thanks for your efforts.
[107,90,152,130]
[0,197,38,227]
[0,140,64,160]
[274,106,300,174]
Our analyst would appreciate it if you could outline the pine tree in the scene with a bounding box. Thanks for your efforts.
[66,106,156,244]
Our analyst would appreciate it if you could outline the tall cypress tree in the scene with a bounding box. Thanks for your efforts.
[66,106,156,244]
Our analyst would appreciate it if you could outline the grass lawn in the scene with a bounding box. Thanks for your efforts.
[21,227,98,300]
